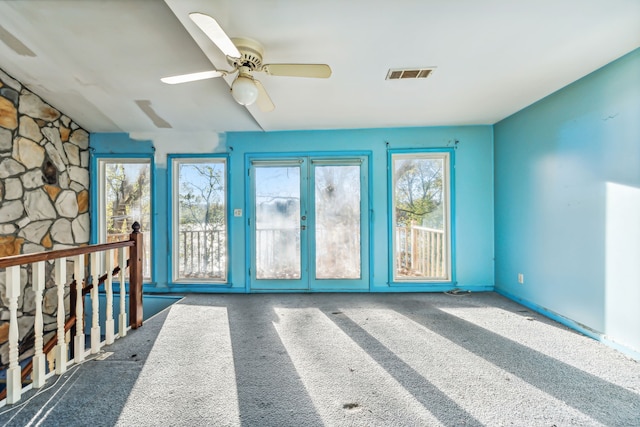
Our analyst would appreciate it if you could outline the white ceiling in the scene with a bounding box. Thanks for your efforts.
[0,0,638,134]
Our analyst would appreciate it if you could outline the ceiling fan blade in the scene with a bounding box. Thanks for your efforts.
[254,79,275,112]
[189,12,241,59]
[262,63,331,78]
[160,70,224,85]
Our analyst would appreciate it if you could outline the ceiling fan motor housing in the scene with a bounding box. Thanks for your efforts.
[230,37,264,71]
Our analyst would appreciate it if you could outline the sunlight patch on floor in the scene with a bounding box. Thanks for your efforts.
[116,304,240,426]
[435,304,635,383]
[436,305,573,354]
[272,307,443,426]
[342,308,601,426]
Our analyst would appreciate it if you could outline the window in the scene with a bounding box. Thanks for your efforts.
[390,151,452,282]
[170,157,228,282]
[98,158,152,280]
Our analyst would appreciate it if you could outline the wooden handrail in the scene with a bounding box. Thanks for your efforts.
[0,240,134,269]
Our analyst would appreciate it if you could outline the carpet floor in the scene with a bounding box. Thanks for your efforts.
[1,292,638,426]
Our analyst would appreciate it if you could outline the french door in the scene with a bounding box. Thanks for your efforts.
[249,156,369,291]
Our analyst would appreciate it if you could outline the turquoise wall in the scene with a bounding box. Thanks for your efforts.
[91,126,495,293]
[494,48,640,356]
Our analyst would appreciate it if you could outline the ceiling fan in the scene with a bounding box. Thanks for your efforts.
[161,12,332,112]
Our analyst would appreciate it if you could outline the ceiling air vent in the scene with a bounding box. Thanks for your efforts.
[386,67,435,80]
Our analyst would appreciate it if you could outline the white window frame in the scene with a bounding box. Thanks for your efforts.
[390,151,452,283]
[170,156,228,283]
[98,157,153,281]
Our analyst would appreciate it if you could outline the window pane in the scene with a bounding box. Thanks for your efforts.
[393,154,449,281]
[255,166,301,279]
[315,165,361,279]
[175,161,227,281]
[103,161,151,279]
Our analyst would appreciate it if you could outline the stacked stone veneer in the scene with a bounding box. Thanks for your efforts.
[0,68,90,369]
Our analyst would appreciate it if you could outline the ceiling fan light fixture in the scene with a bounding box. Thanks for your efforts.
[231,75,259,106]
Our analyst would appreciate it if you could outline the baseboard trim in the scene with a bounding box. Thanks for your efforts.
[495,288,640,361]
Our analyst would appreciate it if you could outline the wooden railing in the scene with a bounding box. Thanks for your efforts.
[179,229,225,279]
[108,229,226,280]
[107,230,151,279]
[0,223,144,405]
[255,227,300,279]
[396,225,445,278]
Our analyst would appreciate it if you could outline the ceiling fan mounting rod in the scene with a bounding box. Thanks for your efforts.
[229,37,264,71]
[236,66,254,79]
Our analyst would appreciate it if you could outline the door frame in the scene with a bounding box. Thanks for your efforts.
[245,151,372,292]
[248,157,309,291]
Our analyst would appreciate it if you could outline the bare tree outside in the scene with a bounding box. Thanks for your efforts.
[393,155,448,280]
[104,161,151,278]
[394,158,443,229]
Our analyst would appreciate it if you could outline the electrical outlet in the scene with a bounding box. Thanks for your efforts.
[518,273,524,284]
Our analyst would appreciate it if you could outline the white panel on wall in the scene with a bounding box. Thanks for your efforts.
[605,182,640,352]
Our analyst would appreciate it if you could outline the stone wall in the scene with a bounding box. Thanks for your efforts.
[0,68,90,369]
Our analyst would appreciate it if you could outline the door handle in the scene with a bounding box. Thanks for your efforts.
[301,216,306,220]
[301,225,307,230]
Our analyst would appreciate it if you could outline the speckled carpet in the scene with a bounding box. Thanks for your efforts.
[1,292,638,426]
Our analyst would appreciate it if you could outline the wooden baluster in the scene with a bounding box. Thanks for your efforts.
[6,265,22,404]
[90,252,101,353]
[54,258,67,375]
[403,228,409,272]
[32,261,46,388]
[182,232,186,275]
[412,229,417,274]
[426,231,436,277]
[414,229,420,275]
[73,255,85,362]
[215,230,220,274]
[196,231,201,274]
[424,232,429,277]
[437,233,444,277]
[105,249,115,345]
[423,230,428,275]
[418,229,424,275]
[395,227,400,273]
[442,232,447,276]
[423,231,428,275]
[436,232,440,277]
[191,231,194,274]
[436,232,441,277]
[433,232,440,277]
[118,247,127,337]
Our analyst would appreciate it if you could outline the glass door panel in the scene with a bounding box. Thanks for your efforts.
[251,160,308,290]
[314,165,361,279]
[255,166,301,279]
